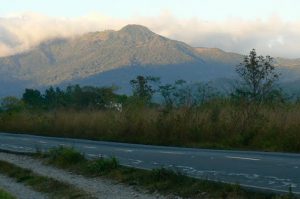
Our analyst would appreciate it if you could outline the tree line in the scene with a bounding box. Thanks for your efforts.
[0,49,285,112]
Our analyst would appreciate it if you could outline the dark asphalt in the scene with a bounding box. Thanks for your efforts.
[0,132,299,195]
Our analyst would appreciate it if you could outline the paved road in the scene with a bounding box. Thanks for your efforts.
[0,132,299,195]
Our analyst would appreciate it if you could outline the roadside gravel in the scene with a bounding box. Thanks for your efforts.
[0,152,165,199]
[0,173,48,199]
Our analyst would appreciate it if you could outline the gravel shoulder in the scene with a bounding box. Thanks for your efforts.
[0,173,48,199]
[0,152,164,199]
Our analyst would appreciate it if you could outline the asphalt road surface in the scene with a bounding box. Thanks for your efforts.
[0,132,299,195]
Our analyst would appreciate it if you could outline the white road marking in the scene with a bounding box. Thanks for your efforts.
[87,153,107,158]
[232,183,300,195]
[225,156,260,161]
[38,141,47,144]
[128,159,142,164]
[59,143,70,147]
[115,149,133,153]
[158,151,185,155]
[134,160,142,164]
[83,145,96,149]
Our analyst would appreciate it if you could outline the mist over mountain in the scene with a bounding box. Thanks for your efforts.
[0,24,300,97]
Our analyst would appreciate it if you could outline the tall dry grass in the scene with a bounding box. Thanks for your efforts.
[1,103,300,152]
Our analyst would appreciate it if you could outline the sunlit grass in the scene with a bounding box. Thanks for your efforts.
[0,102,300,152]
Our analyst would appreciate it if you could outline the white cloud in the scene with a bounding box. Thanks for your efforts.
[0,12,300,58]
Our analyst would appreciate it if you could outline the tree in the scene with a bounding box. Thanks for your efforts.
[43,86,67,109]
[234,49,280,104]
[159,83,176,108]
[194,82,219,105]
[130,75,160,104]
[0,96,24,112]
[172,80,194,108]
[231,49,281,145]
[22,89,44,108]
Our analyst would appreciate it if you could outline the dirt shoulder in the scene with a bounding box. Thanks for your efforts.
[0,152,164,199]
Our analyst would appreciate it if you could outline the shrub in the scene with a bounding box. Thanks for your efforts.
[47,146,85,167]
[85,157,119,174]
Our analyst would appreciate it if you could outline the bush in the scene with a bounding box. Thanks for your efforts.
[0,189,15,199]
[47,146,85,167]
[151,168,184,182]
[85,157,119,174]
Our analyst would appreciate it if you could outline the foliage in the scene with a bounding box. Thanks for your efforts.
[47,146,85,167]
[0,96,24,112]
[2,69,300,152]
[0,189,16,199]
[0,160,89,198]
[85,157,119,174]
[130,75,160,104]
[22,89,44,108]
[16,85,126,110]
[234,49,280,104]
[1,103,300,152]
[40,147,287,199]
[159,80,219,109]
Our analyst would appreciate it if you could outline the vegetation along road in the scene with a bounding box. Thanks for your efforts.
[0,132,299,195]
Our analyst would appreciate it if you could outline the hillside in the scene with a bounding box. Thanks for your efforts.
[0,24,300,96]
[0,25,203,86]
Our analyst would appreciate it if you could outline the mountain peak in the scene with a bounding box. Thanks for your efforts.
[120,24,152,33]
[118,24,156,40]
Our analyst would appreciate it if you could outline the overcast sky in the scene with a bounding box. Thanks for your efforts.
[1,0,300,58]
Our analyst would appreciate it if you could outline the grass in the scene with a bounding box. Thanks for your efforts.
[0,189,16,199]
[0,159,92,199]
[1,101,300,152]
[44,146,119,174]
[37,146,298,199]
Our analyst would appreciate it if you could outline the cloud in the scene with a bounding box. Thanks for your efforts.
[0,12,300,58]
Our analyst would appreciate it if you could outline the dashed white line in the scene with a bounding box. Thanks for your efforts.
[83,146,96,149]
[158,151,185,155]
[115,149,134,153]
[225,156,260,161]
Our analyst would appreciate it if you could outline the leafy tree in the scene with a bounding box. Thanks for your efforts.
[22,89,44,108]
[0,96,24,112]
[194,82,219,105]
[44,86,67,109]
[44,86,57,108]
[159,83,176,108]
[159,81,218,109]
[173,80,194,108]
[63,85,120,109]
[130,75,160,104]
[230,49,281,145]
[234,49,280,104]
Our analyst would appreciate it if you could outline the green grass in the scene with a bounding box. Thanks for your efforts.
[39,146,297,199]
[43,146,119,175]
[0,159,93,199]
[0,189,16,199]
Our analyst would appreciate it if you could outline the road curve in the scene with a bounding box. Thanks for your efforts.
[0,132,299,195]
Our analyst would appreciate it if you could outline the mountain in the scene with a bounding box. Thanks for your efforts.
[0,24,300,96]
[195,47,243,65]
[0,25,202,86]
